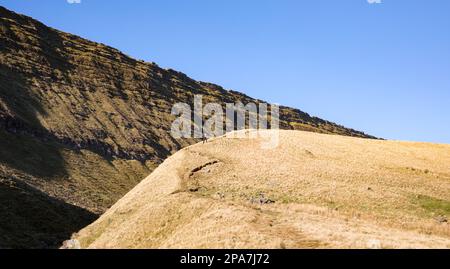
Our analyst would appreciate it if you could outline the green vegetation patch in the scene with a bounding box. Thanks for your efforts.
[415,195,450,216]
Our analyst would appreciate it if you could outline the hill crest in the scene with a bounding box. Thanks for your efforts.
[75,130,450,249]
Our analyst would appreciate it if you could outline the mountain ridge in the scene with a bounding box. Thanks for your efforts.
[0,5,375,248]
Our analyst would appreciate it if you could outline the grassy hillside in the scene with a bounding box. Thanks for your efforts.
[75,130,450,249]
[0,6,374,248]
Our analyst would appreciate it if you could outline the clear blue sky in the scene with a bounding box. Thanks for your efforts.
[1,0,450,143]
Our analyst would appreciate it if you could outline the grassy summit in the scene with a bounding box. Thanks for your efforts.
[76,130,450,249]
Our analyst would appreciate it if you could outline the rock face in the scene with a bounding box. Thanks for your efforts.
[0,6,374,248]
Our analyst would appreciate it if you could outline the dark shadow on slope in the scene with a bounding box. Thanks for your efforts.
[0,176,98,249]
[0,130,68,178]
[0,63,68,179]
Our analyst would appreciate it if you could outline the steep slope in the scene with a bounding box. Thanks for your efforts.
[75,130,450,249]
[0,6,374,248]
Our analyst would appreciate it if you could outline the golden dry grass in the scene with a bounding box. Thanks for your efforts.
[74,130,450,249]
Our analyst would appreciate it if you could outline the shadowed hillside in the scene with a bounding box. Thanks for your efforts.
[0,175,96,249]
[0,6,375,248]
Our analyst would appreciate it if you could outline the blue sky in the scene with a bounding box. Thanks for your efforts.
[1,0,450,143]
